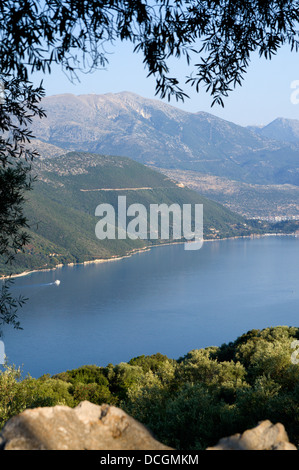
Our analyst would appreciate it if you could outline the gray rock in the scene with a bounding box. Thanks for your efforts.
[0,401,172,450]
[207,420,297,451]
[1,404,296,451]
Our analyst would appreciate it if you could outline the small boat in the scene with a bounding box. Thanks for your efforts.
[54,280,61,286]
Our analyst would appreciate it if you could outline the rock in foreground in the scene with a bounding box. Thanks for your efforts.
[0,401,172,450]
[0,402,297,451]
[207,420,297,450]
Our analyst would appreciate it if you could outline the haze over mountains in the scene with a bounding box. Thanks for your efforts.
[31,92,299,187]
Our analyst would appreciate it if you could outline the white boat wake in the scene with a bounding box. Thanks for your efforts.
[28,280,61,287]
[9,280,62,293]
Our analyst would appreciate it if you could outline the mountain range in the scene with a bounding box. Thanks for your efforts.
[249,118,299,144]
[30,92,299,186]
[4,91,299,275]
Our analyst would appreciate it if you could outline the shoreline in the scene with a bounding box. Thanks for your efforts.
[0,232,296,281]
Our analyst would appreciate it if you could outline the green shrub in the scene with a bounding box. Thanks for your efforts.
[0,326,298,449]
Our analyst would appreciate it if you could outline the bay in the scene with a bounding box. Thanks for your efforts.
[2,236,299,378]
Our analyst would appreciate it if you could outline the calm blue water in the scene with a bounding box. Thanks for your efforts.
[2,236,299,378]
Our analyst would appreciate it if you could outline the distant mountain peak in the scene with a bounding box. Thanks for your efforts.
[257,116,299,144]
[31,92,299,186]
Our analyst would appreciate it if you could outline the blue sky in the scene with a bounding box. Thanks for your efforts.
[31,40,299,127]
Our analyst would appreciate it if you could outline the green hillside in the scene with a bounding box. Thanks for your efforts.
[0,152,272,276]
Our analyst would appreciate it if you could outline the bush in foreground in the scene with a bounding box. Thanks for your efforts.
[0,326,298,449]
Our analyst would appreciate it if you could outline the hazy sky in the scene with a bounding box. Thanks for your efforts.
[31,40,299,127]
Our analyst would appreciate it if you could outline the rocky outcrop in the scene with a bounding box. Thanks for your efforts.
[207,420,297,451]
[0,402,297,451]
[0,401,172,450]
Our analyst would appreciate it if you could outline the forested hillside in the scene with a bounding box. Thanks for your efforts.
[1,152,263,276]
